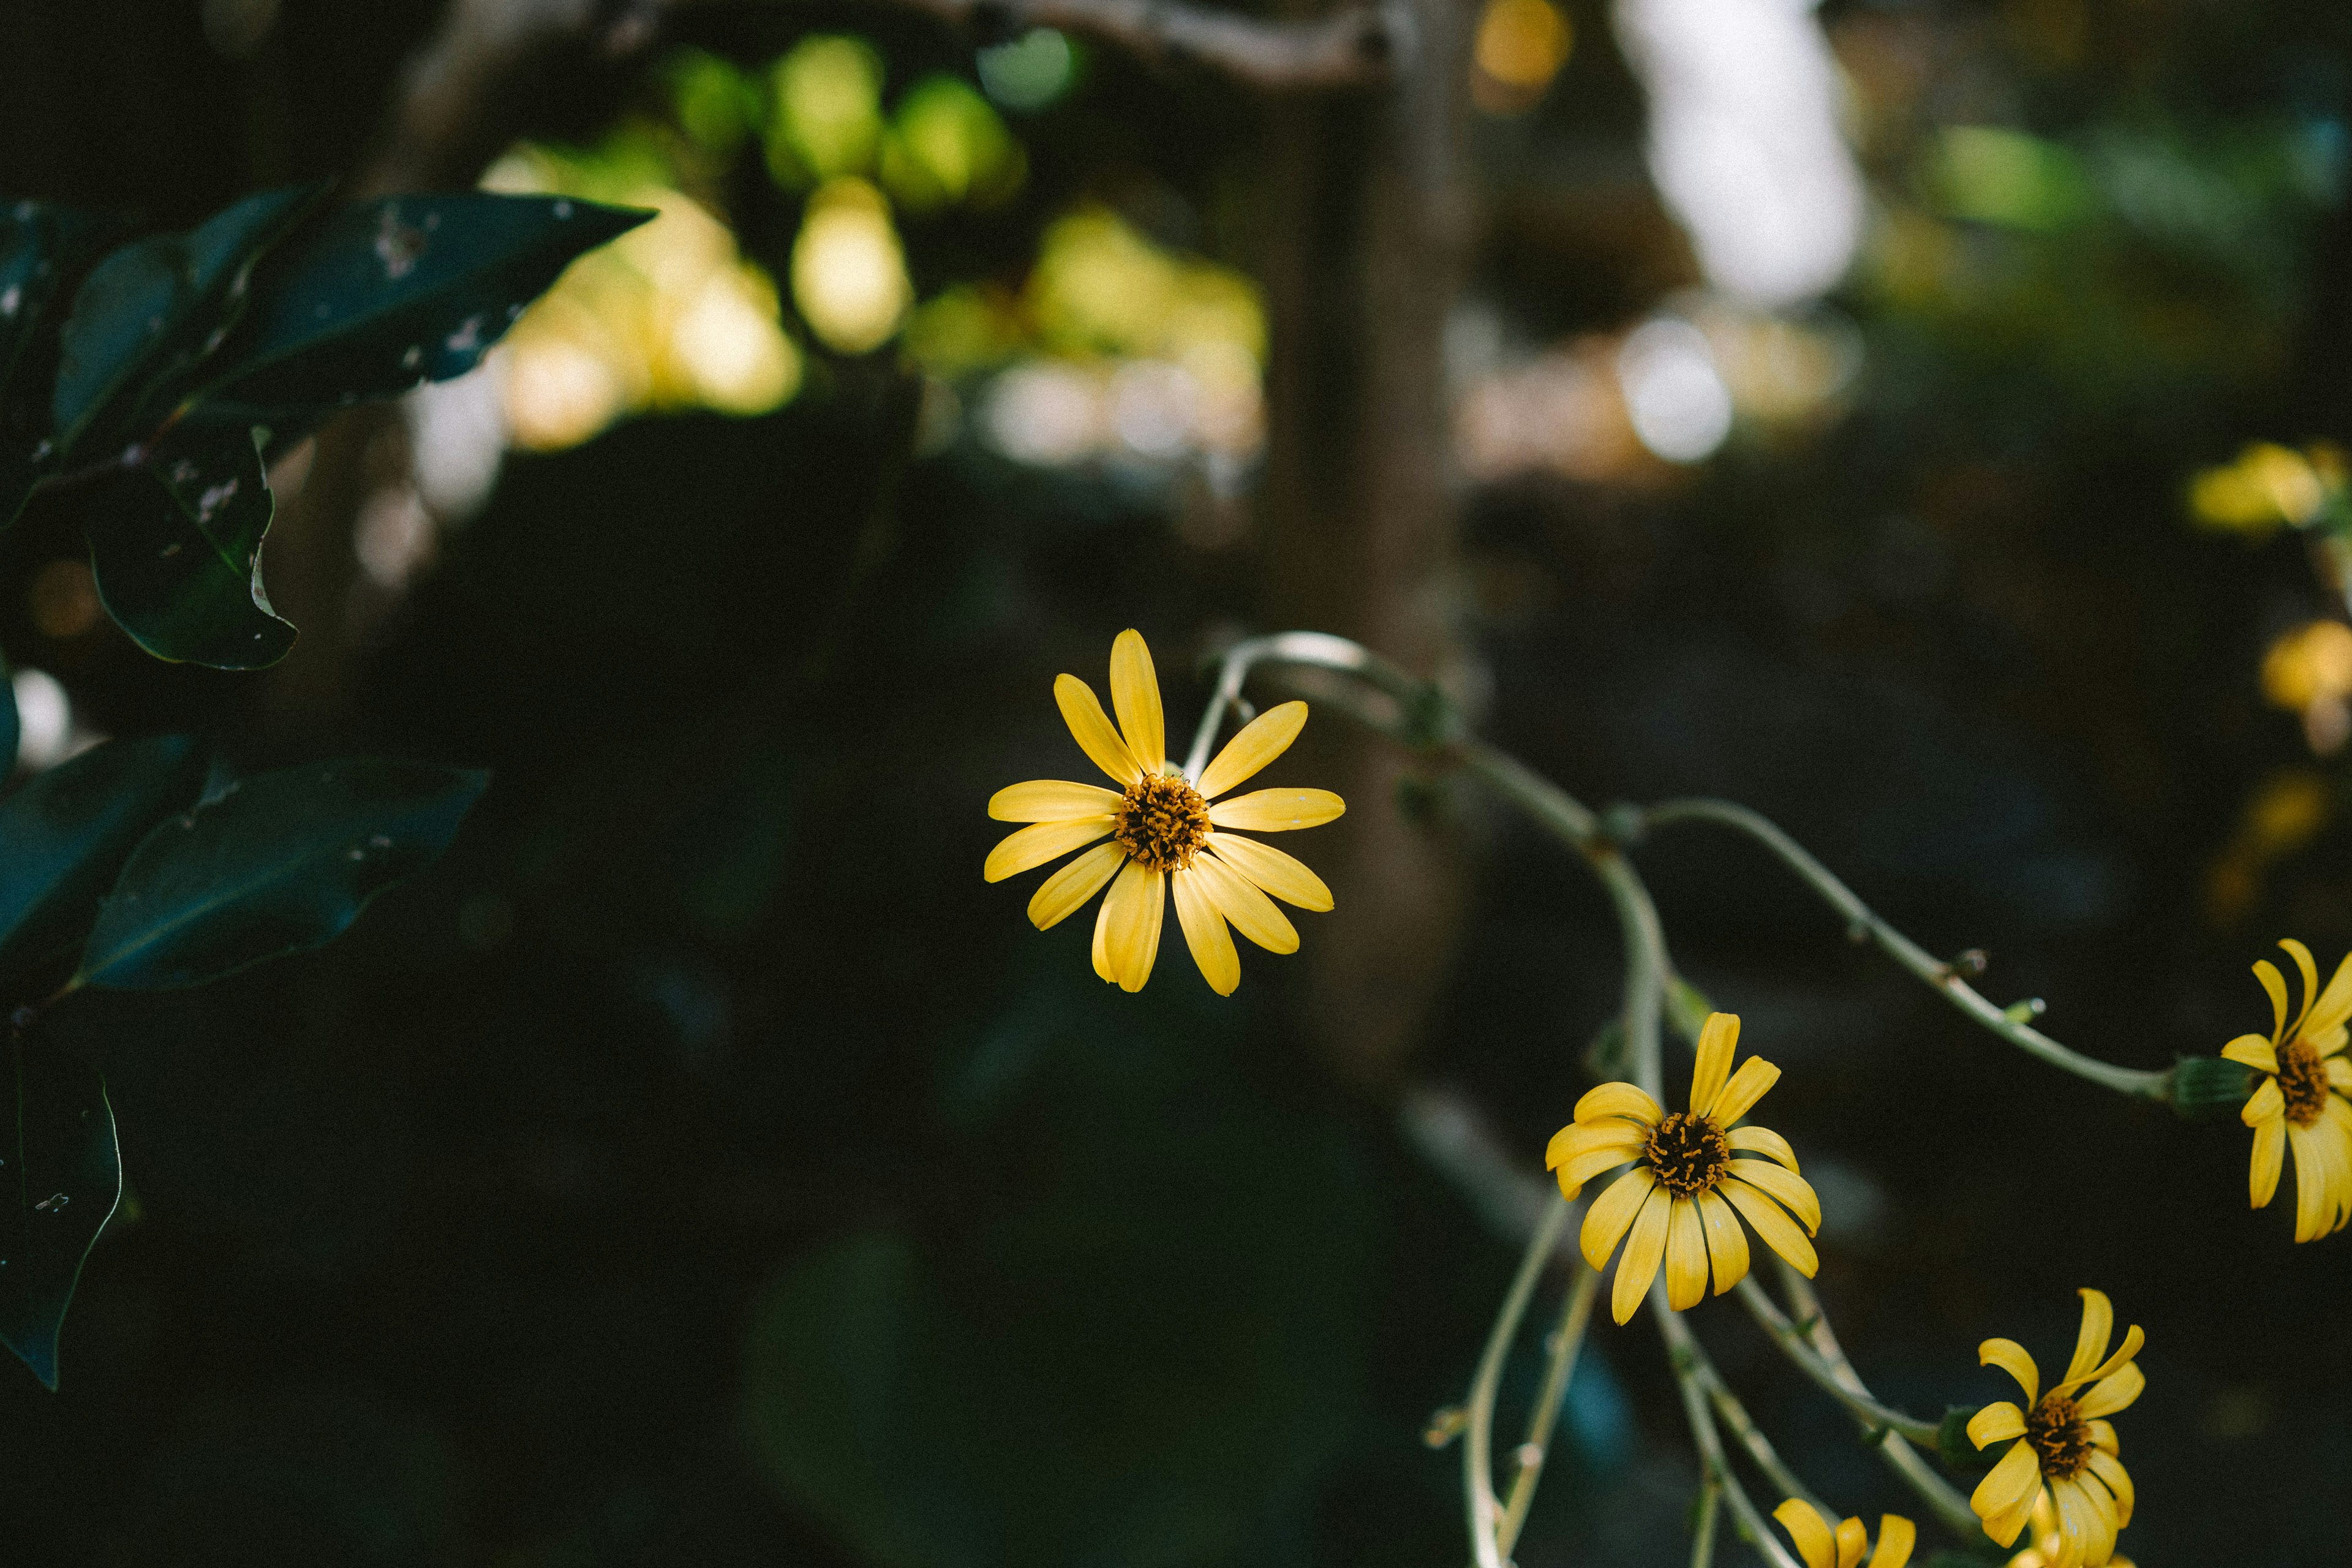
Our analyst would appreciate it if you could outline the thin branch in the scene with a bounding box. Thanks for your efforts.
[1642,798,2173,1102]
[1463,1194,1569,1568]
[1675,1328,1827,1518]
[876,0,1404,89]
[1496,1260,1600,1558]
[1657,1303,1805,1568]
[1733,1278,1940,1444]
[1689,1479,1721,1568]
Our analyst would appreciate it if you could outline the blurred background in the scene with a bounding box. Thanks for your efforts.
[1,0,2350,1561]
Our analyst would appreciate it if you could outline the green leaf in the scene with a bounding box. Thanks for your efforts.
[77,758,486,990]
[50,185,323,459]
[0,734,206,986]
[1937,1404,1995,1473]
[196,193,652,417]
[0,1033,122,1390]
[0,202,127,527]
[2169,1053,2256,1120]
[83,424,294,669]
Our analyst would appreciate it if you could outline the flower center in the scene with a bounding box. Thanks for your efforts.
[2277,1038,2331,1128]
[1115,773,1210,872]
[1644,1110,1729,1197]
[2025,1394,2092,1480]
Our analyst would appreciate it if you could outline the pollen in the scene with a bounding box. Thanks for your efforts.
[2024,1393,2093,1480]
[2277,1038,2331,1128]
[1114,773,1211,872]
[1644,1110,1730,1197]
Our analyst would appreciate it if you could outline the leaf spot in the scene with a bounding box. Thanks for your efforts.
[195,477,239,522]
[445,314,486,354]
[401,345,423,371]
[168,460,198,483]
[552,200,573,219]
[374,203,428,281]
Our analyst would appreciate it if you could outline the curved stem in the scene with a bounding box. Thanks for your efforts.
[1463,1194,1569,1568]
[1643,798,2171,1102]
[1657,1302,1805,1568]
[1689,1479,1721,1568]
[1733,1276,1940,1444]
[1674,1325,1827,1517]
[1496,1260,1600,1558]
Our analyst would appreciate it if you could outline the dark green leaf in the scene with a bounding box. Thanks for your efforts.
[84,424,294,668]
[0,1033,122,1390]
[1937,1404,1994,1473]
[50,185,323,459]
[77,758,487,990]
[0,734,206,986]
[197,193,652,417]
[0,202,127,527]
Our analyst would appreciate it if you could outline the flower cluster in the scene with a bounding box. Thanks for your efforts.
[1773,1499,1914,1568]
[1967,1289,2143,1568]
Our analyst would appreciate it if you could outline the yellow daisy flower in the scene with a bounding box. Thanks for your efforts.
[983,629,1344,995]
[1544,1011,1822,1325]
[2005,1493,2136,1568]
[1966,1288,2144,1568]
[2219,939,2352,1242]
[1772,1499,1915,1568]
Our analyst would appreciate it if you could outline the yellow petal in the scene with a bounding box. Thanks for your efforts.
[2075,1361,2144,1419]
[2219,1033,2278,1074]
[1728,1125,1800,1171]
[1868,1514,1915,1568]
[1978,1338,2040,1407]
[2290,1119,2331,1242]
[1188,851,1299,953]
[2060,1323,2143,1395]
[1711,1056,1782,1125]
[1611,1185,1672,1324]
[1027,842,1125,929]
[1171,865,1238,996]
[1967,1401,2026,1446]
[2305,948,2352,1038]
[2256,957,2290,1040]
[1055,674,1141,786]
[2062,1290,2114,1387]
[1575,1082,1664,1126]
[1982,1468,2043,1556]
[2282,938,2321,1036]
[989,779,1124,822]
[1551,1140,1645,1191]
[2083,1449,2133,1529]
[1548,1120,1645,1166]
[1970,1439,2043,1544]
[2243,1077,2285,1126]
[1581,1165,1655,1269]
[1689,1011,1740,1117]
[2329,1056,2352,1090]
[1091,892,1114,981]
[1205,834,1333,911]
[2084,1419,2118,1455]
[2320,1023,2351,1059]
[984,817,1114,882]
[2049,1476,2106,1568]
[1833,1517,1868,1568]
[1720,1177,1817,1276]
[1207,788,1346,832]
[1695,1188,1750,1295]
[1101,860,1165,993]
[1664,1196,1709,1310]
[1728,1158,1820,1233]
[1773,1498,1838,1568]
[1196,701,1308,799]
[1108,629,1164,775]
[2251,1116,2286,1208]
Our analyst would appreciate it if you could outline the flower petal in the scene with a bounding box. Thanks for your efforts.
[985,817,1115,883]
[1196,701,1308,799]
[989,779,1124,822]
[1553,1141,1645,1191]
[1611,1185,1672,1324]
[1969,1439,2043,1544]
[2060,1324,2144,1395]
[1978,1338,2041,1408]
[1720,1177,1817,1276]
[1581,1166,1656,1270]
[1109,629,1164,775]
[2306,947,2352,1039]
[1207,788,1346,832]
[2075,1360,2144,1419]
[1575,1082,1665,1126]
[1833,1517,1868,1568]
[1027,842,1125,929]
[2330,1056,2352,1090]
[1689,1011,1740,1118]
[2220,1033,2278,1075]
[2049,1476,2105,1568]
[1728,1158,1820,1233]
[2061,1289,2114,1387]
[2290,1119,2332,1242]
[1711,1056,1782,1126]
[1867,1514,1915,1568]
[1205,834,1333,911]
[2243,1077,2285,1127]
[1771,1498,1838,1568]
[1695,1188,1750,1295]
[1101,860,1165,993]
[1172,866,1239,995]
[2084,1448,2133,1529]
[1664,1197,1709,1310]
[1055,674,1141,786]
[1548,1119,1644,1165]
[1967,1401,2026,1446]
[2250,1115,2287,1208]
[1189,850,1299,954]
[1090,894,1114,982]
[2255,957,2290,1041]
[1729,1125,1800,1171]
[2084,1419,2117,1454]
[2282,938,2322,1037]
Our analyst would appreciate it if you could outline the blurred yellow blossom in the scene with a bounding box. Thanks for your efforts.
[2189,441,2345,535]
[791,178,914,354]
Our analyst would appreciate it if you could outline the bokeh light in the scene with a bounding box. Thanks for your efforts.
[1616,315,1733,463]
[2190,441,2343,534]
[791,177,914,355]
[766,36,886,186]
[1471,0,1572,114]
[978,29,1076,111]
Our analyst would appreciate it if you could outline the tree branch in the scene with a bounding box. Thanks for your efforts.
[880,0,1405,89]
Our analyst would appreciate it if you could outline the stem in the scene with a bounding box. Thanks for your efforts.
[1689,1480,1721,1568]
[1463,1193,1569,1568]
[1495,1260,1600,1558]
[1643,798,2171,1101]
[1675,1326,1827,1517]
[1657,1302,1805,1568]
[1733,1277,1940,1444]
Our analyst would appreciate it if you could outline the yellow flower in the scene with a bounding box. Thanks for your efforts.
[1545,1011,1821,1325]
[1966,1288,2143,1568]
[2005,1492,2136,1568]
[983,629,1344,994]
[1771,1499,1914,1568]
[2220,939,2352,1242]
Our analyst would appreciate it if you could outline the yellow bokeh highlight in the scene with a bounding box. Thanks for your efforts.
[1473,0,1572,96]
[882,76,1025,213]
[2190,441,2343,535]
[2260,620,2352,712]
[767,36,886,186]
[1025,209,1265,367]
[791,177,914,355]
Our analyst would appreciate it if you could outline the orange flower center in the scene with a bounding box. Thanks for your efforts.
[2025,1393,2092,1480]
[1644,1110,1729,1196]
[1115,774,1210,872]
[2277,1038,2331,1128]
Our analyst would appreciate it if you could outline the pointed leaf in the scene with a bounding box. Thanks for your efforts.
[0,734,206,984]
[0,1034,121,1390]
[0,202,128,527]
[196,193,652,416]
[77,759,488,990]
[84,424,294,668]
